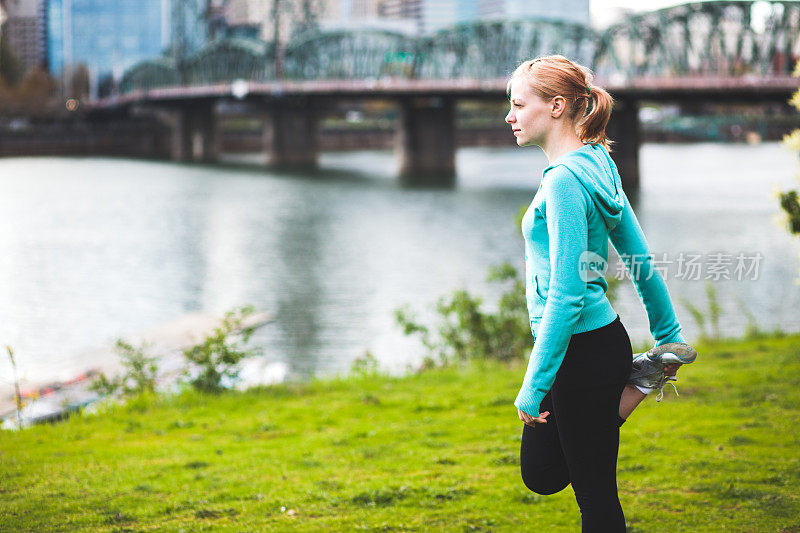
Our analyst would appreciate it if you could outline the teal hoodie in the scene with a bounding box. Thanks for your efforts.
[515,142,685,417]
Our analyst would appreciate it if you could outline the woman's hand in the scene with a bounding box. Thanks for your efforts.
[664,363,681,376]
[518,409,550,427]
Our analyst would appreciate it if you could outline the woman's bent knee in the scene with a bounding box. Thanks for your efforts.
[521,472,569,495]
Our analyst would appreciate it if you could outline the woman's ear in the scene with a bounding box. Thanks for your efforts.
[551,96,566,118]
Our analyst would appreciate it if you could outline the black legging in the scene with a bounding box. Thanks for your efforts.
[520,314,633,533]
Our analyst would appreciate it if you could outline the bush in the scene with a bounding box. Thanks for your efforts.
[779,59,800,280]
[88,339,159,397]
[181,305,262,393]
[395,262,533,368]
[349,350,380,378]
[680,281,722,342]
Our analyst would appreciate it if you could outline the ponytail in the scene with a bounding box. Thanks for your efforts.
[577,84,615,152]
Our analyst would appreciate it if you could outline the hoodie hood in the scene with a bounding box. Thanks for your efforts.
[543,143,625,231]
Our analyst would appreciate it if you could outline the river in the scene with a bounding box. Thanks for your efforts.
[0,142,798,391]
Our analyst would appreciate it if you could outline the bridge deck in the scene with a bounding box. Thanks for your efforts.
[92,76,800,109]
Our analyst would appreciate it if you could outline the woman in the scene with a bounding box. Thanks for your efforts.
[505,55,698,532]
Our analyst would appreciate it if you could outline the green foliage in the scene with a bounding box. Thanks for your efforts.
[395,262,532,368]
[0,65,60,116]
[181,305,262,393]
[605,272,622,304]
[0,34,24,86]
[734,295,766,340]
[780,59,800,279]
[514,202,527,230]
[349,350,380,378]
[778,189,800,234]
[706,280,722,339]
[88,339,159,397]
[680,281,722,342]
[681,297,706,339]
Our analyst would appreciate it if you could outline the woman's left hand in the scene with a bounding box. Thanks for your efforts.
[518,409,549,427]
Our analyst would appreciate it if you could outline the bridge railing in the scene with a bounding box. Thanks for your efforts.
[117,1,800,97]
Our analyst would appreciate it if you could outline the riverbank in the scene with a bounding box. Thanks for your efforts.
[1,332,798,531]
[0,310,277,428]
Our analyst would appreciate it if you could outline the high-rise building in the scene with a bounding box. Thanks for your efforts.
[46,0,169,90]
[321,0,414,33]
[224,0,324,44]
[479,0,590,26]
[1,0,47,73]
[224,0,414,43]
[343,0,382,18]
[421,0,458,33]
[382,0,481,35]
[381,0,422,34]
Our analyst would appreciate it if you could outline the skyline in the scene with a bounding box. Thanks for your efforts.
[0,1,756,29]
[590,0,721,28]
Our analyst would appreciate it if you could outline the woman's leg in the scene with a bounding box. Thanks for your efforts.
[619,384,647,421]
[552,382,627,532]
[520,390,570,495]
[619,363,682,422]
[550,316,632,533]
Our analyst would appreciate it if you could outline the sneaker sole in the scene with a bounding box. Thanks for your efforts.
[646,342,697,365]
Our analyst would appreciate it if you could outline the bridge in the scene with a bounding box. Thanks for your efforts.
[89,1,800,188]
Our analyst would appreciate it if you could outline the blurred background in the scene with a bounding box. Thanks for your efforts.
[0,0,799,404]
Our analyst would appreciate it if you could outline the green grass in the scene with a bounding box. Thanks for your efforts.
[1,334,799,532]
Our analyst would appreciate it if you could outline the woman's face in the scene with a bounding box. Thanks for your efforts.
[505,77,553,147]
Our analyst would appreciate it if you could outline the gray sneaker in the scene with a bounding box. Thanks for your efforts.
[628,342,698,401]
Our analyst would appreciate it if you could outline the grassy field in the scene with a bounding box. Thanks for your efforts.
[1,333,799,532]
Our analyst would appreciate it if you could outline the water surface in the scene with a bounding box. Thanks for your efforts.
[0,142,798,390]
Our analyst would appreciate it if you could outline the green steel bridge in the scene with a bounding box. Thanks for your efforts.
[91,1,800,187]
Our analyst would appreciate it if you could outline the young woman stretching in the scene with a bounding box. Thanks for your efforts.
[506,55,698,532]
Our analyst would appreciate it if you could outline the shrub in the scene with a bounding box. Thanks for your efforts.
[779,59,800,280]
[395,262,533,368]
[88,339,159,397]
[181,305,262,393]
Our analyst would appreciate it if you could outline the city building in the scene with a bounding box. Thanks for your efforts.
[223,0,416,43]
[223,0,316,44]
[321,0,415,34]
[384,0,592,30]
[479,0,591,26]
[1,0,47,73]
[380,0,422,34]
[382,0,485,35]
[46,0,170,92]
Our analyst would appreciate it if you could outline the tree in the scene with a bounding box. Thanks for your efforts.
[69,63,90,100]
[0,65,59,116]
[0,32,24,86]
[779,59,800,280]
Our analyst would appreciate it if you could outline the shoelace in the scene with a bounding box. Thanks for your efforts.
[655,375,679,402]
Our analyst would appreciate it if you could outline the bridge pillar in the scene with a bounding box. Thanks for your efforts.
[264,97,319,168]
[606,98,640,190]
[170,101,219,163]
[397,96,456,187]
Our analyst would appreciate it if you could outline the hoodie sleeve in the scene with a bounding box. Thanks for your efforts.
[514,167,588,417]
[608,188,685,346]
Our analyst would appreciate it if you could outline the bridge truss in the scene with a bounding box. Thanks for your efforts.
[119,0,800,95]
